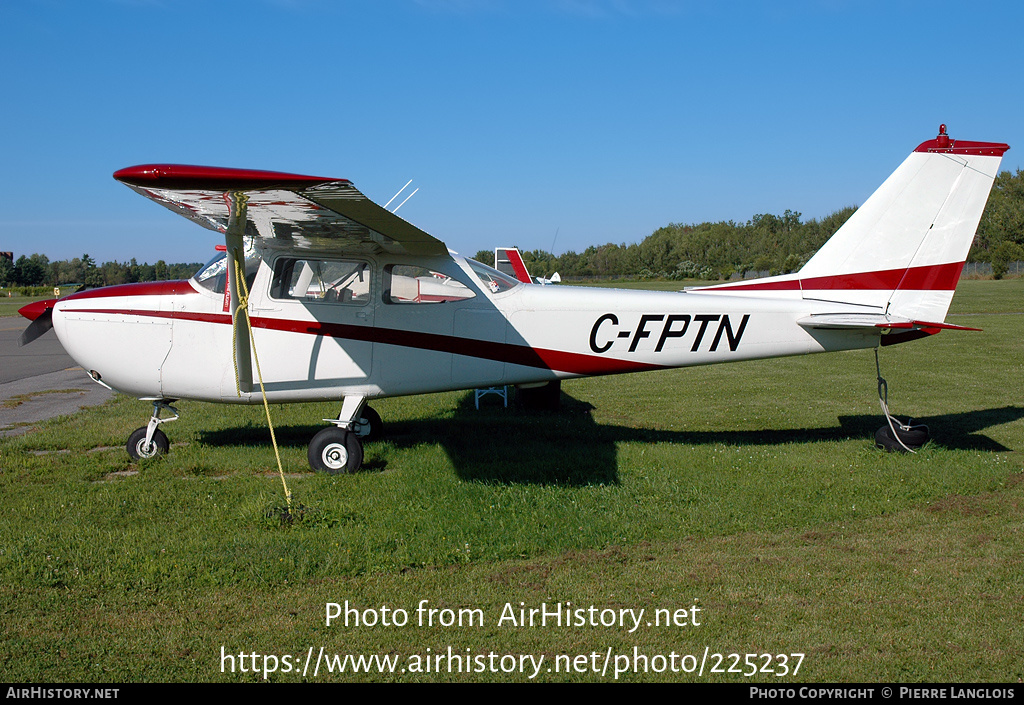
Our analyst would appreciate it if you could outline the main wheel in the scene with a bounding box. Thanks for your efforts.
[517,380,561,410]
[352,405,383,442]
[127,427,170,460]
[308,427,364,474]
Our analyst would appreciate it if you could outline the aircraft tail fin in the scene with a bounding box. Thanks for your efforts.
[694,126,1008,323]
[495,247,533,284]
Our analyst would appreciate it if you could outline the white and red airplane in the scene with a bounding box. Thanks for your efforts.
[19,125,1008,472]
[494,246,559,285]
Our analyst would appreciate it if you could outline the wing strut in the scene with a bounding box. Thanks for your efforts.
[225,191,252,394]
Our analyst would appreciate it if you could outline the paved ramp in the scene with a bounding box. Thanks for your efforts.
[0,317,116,437]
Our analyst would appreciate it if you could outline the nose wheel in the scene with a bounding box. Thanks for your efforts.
[126,400,179,461]
[127,427,170,459]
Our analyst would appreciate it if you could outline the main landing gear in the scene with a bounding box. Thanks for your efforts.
[126,400,179,460]
[308,396,381,474]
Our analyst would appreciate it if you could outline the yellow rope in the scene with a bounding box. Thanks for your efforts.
[232,256,292,512]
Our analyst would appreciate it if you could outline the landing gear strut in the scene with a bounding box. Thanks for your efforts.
[307,397,383,473]
[874,351,929,453]
[127,400,179,460]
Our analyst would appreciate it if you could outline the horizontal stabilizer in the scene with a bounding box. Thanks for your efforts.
[797,313,981,332]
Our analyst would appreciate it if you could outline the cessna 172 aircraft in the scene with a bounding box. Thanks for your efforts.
[18,125,1009,472]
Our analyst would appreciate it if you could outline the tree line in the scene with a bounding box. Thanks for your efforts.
[476,168,1024,281]
[4,169,1023,289]
[0,253,202,289]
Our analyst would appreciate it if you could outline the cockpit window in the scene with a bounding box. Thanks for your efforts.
[193,244,261,294]
[465,258,522,294]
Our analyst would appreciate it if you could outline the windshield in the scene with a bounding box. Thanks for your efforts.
[193,244,261,294]
[465,258,522,294]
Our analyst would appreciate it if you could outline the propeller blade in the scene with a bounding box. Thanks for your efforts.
[19,308,54,346]
[18,299,57,346]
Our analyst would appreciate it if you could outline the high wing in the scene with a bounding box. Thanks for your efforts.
[113,164,447,257]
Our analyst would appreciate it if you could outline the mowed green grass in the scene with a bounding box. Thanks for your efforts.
[0,294,50,318]
[0,279,1021,682]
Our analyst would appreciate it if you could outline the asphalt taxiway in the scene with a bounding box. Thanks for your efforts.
[0,317,115,437]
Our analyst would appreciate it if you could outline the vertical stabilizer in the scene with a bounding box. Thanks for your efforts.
[797,126,1008,320]
[692,126,1008,323]
[495,247,533,283]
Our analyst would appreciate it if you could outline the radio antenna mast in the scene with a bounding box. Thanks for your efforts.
[392,187,420,213]
[384,179,413,210]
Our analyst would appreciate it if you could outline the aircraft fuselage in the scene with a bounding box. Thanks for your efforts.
[51,251,877,404]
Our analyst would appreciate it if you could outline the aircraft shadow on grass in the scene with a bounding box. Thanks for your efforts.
[199,393,1024,486]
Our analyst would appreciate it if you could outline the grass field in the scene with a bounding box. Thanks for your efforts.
[0,279,1021,682]
[0,295,46,319]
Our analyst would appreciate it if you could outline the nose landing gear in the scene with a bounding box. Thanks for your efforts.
[125,397,383,473]
[126,400,179,460]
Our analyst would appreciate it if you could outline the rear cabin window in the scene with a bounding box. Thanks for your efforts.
[465,258,521,294]
[271,258,371,305]
[383,265,476,304]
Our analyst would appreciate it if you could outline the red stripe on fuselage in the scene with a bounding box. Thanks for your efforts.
[704,262,963,293]
[61,306,665,377]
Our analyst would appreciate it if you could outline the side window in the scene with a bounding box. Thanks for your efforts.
[271,258,371,305]
[383,265,476,304]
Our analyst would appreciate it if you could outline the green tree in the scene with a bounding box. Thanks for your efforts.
[0,255,13,286]
[13,254,50,286]
[81,253,103,288]
[990,241,1024,279]
[975,169,1024,259]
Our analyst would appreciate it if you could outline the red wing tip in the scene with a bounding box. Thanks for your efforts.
[18,298,56,321]
[113,164,349,191]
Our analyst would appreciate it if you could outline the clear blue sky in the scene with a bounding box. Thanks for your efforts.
[2,0,1022,266]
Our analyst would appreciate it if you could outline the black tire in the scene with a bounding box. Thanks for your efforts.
[127,427,170,460]
[875,423,929,452]
[517,380,561,410]
[352,405,383,442]
[308,427,364,474]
